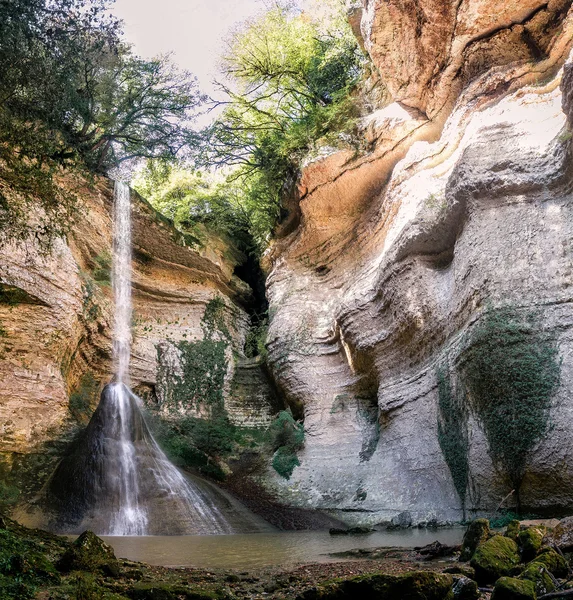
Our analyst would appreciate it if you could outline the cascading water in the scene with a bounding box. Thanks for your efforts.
[45,182,271,536]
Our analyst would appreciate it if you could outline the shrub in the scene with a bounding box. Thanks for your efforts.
[268,411,304,479]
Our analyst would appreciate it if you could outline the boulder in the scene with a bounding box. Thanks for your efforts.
[519,562,555,596]
[532,547,569,578]
[518,527,546,562]
[452,576,479,600]
[491,577,536,600]
[57,530,120,578]
[388,511,413,529]
[505,520,521,541]
[544,516,573,551]
[460,519,490,561]
[297,571,454,600]
[470,535,520,585]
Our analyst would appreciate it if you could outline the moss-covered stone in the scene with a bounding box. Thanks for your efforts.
[126,583,222,600]
[518,526,545,562]
[470,535,520,585]
[460,518,490,561]
[533,547,569,578]
[519,562,555,596]
[491,577,536,600]
[505,520,521,541]
[57,530,120,578]
[297,571,454,600]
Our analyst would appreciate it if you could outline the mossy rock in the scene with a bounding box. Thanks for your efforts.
[57,530,120,578]
[443,565,476,579]
[460,518,490,561]
[505,520,521,541]
[470,535,520,585]
[298,571,454,600]
[491,577,536,600]
[518,527,546,562]
[533,547,569,578]
[126,583,222,600]
[519,562,555,596]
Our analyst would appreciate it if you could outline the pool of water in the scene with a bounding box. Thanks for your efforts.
[101,528,464,570]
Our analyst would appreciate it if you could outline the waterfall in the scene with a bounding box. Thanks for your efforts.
[112,181,132,386]
[43,181,272,536]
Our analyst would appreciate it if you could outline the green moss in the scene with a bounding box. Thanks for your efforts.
[303,571,454,600]
[436,364,469,514]
[0,528,60,600]
[519,562,555,596]
[268,410,304,479]
[57,530,119,578]
[91,251,111,286]
[470,535,520,585]
[461,306,561,499]
[460,518,490,562]
[518,526,545,562]
[201,296,231,341]
[491,577,536,600]
[505,520,521,541]
[532,547,568,578]
[156,339,227,413]
[69,373,99,424]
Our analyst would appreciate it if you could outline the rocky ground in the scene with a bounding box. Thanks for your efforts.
[3,515,573,599]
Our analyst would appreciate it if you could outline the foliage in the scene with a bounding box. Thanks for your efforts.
[202,296,231,341]
[268,410,304,479]
[461,306,561,499]
[0,482,20,514]
[0,528,59,599]
[244,317,268,359]
[436,365,469,513]
[197,0,364,248]
[0,0,202,248]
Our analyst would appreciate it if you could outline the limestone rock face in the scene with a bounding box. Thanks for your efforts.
[0,179,270,499]
[261,2,573,523]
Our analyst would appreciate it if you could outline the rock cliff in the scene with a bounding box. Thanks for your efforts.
[0,178,278,502]
[261,0,573,524]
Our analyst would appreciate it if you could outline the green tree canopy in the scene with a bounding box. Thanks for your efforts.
[0,0,203,247]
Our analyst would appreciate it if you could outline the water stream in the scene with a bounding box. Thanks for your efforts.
[46,181,271,536]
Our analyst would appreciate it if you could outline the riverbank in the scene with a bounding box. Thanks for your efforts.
[0,516,462,599]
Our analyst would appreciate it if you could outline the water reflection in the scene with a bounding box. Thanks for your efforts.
[101,528,464,569]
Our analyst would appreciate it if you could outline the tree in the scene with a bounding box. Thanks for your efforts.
[0,0,203,247]
[198,0,364,244]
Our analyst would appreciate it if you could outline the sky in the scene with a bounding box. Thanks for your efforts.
[111,0,278,97]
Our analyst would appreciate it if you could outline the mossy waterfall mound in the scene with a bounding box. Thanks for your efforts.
[45,384,271,535]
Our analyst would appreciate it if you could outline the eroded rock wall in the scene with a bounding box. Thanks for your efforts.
[261,0,573,524]
[0,178,274,499]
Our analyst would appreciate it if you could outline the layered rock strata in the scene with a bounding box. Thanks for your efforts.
[262,0,573,524]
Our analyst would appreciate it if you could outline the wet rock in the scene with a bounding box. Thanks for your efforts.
[57,530,120,578]
[460,519,490,562]
[388,511,413,530]
[329,526,372,535]
[491,577,536,600]
[297,571,453,600]
[518,527,545,562]
[470,535,520,585]
[451,576,479,600]
[417,541,459,560]
[519,561,556,596]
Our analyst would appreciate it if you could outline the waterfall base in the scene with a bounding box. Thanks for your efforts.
[43,384,272,535]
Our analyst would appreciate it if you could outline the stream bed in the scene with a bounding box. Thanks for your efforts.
[100,528,465,569]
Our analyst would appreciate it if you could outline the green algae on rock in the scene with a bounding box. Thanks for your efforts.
[491,577,536,600]
[470,535,520,585]
[460,518,490,562]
